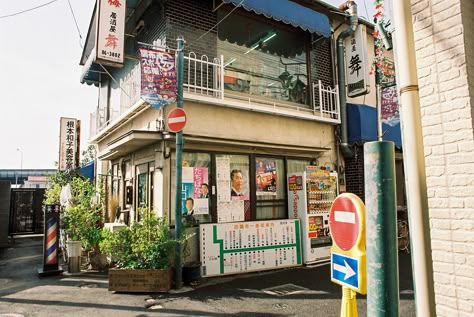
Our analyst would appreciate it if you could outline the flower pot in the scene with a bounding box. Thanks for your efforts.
[183,263,201,284]
[66,240,82,257]
[66,240,82,273]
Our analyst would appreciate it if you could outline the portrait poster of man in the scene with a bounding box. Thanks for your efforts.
[256,159,277,196]
[182,167,209,216]
[230,168,249,201]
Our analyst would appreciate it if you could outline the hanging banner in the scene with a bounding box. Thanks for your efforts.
[256,159,277,196]
[59,117,79,171]
[345,24,370,97]
[381,85,400,127]
[139,47,177,109]
[96,0,126,66]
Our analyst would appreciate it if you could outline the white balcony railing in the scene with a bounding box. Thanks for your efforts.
[91,52,340,137]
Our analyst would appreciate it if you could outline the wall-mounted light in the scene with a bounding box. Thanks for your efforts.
[244,31,277,55]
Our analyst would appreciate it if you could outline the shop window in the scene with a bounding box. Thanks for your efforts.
[136,162,155,218]
[287,159,312,174]
[217,9,308,106]
[111,163,120,198]
[170,152,211,226]
[255,157,286,220]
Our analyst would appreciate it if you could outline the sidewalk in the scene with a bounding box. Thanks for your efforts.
[0,236,415,317]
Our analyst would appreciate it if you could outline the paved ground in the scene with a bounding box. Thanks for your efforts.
[0,236,415,317]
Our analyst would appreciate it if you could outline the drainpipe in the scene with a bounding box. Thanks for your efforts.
[337,1,358,158]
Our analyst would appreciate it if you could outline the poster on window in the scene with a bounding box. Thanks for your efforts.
[139,47,177,110]
[256,159,277,196]
[216,156,247,223]
[182,167,209,216]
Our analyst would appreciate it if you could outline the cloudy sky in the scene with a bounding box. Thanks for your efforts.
[0,0,381,169]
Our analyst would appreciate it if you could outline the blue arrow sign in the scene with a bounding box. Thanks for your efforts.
[331,253,359,289]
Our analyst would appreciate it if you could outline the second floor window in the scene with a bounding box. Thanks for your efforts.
[217,8,308,106]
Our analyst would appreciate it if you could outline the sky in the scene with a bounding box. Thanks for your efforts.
[0,0,96,169]
[0,0,381,170]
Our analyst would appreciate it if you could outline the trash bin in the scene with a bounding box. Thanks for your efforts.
[66,240,82,273]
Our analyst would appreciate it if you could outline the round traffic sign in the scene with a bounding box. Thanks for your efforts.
[167,108,187,132]
[329,193,363,251]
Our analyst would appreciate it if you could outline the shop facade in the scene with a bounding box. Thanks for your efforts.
[80,0,398,276]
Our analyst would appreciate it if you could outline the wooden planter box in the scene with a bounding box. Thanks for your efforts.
[108,267,173,292]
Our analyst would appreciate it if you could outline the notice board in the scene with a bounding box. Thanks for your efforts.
[200,219,302,277]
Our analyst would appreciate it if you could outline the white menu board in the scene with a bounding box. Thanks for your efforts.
[200,219,302,277]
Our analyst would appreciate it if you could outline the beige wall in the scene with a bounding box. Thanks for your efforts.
[412,0,474,315]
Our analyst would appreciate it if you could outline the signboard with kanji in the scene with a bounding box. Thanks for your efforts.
[344,24,369,97]
[58,117,79,171]
[200,219,302,277]
[96,0,125,66]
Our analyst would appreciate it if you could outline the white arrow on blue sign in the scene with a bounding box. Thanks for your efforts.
[331,253,359,289]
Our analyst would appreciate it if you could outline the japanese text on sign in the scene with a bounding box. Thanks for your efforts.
[96,0,125,65]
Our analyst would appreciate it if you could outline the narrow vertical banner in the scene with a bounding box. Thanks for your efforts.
[139,47,177,109]
[38,204,63,276]
[59,117,78,171]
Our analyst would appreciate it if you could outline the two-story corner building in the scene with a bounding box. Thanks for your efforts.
[80,0,402,274]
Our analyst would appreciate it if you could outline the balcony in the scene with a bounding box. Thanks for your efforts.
[90,52,340,140]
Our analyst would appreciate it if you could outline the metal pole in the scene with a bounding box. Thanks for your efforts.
[391,1,436,315]
[174,35,184,289]
[364,141,399,316]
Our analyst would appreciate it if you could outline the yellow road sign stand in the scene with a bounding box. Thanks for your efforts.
[329,193,366,317]
[340,286,358,317]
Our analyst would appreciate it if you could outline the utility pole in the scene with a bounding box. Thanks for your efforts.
[174,35,184,289]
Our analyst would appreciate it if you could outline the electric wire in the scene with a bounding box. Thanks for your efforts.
[66,0,84,48]
[0,0,59,19]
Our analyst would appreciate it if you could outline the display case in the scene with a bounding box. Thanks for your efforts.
[287,166,338,264]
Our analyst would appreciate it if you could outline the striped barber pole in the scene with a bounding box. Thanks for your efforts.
[45,218,58,265]
[39,204,62,276]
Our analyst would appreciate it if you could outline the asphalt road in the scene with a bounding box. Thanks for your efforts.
[0,236,415,317]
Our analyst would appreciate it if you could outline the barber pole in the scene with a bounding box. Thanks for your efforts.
[45,218,58,265]
[38,204,63,276]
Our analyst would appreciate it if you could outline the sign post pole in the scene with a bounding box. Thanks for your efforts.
[364,141,399,316]
[174,35,184,289]
[38,204,63,277]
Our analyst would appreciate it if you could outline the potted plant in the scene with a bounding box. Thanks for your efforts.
[100,208,180,292]
[61,176,105,272]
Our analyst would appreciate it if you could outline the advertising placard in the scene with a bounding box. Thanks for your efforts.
[345,24,369,97]
[58,117,79,171]
[96,0,125,66]
[200,219,302,277]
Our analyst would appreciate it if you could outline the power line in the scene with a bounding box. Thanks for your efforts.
[0,0,59,19]
[66,0,84,48]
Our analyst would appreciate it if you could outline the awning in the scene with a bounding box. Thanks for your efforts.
[347,103,402,148]
[98,130,162,160]
[222,0,331,38]
[80,48,106,86]
[78,161,95,182]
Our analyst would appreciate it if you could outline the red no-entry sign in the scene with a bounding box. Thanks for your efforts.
[329,194,361,251]
[167,108,187,132]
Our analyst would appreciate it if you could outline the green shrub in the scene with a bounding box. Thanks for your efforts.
[100,208,179,270]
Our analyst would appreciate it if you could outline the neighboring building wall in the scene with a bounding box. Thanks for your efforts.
[343,145,365,200]
[411,0,474,316]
